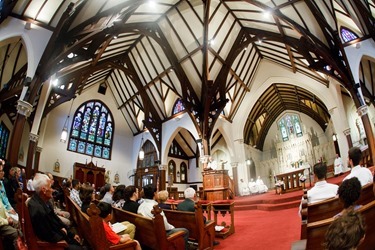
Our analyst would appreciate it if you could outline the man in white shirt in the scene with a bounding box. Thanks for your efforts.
[137,184,189,250]
[307,162,339,204]
[334,154,344,176]
[343,147,373,187]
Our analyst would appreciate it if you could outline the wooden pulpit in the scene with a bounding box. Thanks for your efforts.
[73,161,105,189]
[202,170,233,201]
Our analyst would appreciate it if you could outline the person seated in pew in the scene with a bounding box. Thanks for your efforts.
[0,163,18,221]
[80,182,95,214]
[29,173,82,250]
[177,187,196,212]
[112,184,126,209]
[70,179,82,207]
[335,177,362,218]
[256,176,268,193]
[97,202,141,249]
[324,210,365,250]
[46,172,71,227]
[343,146,373,187]
[158,190,172,210]
[307,162,339,204]
[0,198,18,250]
[100,183,115,204]
[138,184,190,250]
[122,185,140,214]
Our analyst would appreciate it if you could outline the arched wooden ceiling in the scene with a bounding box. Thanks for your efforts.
[0,0,374,152]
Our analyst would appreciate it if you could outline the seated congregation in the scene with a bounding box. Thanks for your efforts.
[295,146,375,249]
[0,161,225,250]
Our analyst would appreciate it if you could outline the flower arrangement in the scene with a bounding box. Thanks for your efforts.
[275,180,285,187]
[299,174,307,182]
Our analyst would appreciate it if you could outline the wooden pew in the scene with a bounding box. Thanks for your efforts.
[300,182,374,239]
[212,200,235,238]
[112,205,186,250]
[16,189,68,250]
[163,203,215,250]
[65,195,137,250]
[307,200,375,250]
[305,182,374,223]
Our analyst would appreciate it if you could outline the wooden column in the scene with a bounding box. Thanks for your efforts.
[343,128,353,148]
[358,105,375,166]
[8,100,33,167]
[25,133,38,179]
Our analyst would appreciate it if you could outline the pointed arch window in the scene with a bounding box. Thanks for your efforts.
[340,27,358,43]
[0,122,10,159]
[68,100,114,160]
[172,98,185,115]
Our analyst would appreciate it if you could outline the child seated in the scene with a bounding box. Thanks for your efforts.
[97,202,141,250]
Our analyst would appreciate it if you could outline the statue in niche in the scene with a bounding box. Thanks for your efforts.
[105,170,111,183]
[114,172,120,184]
[309,127,320,147]
[270,139,277,159]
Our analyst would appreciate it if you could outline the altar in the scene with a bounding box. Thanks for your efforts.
[275,168,307,193]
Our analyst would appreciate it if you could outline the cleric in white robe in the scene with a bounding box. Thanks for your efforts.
[256,176,268,193]
[240,179,250,196]
[334,154,344,176]
[248,179,259,194]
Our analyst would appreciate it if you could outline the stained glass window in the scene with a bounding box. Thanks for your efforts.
[340,27,358,43]
[0,122,10,159]
[68,100,114,159]
[172,98,185,115]
[278,114,303,141]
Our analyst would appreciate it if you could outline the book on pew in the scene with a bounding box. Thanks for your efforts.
[111,222,127,234]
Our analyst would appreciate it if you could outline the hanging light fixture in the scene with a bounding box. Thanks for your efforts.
[60,98,75,143]
[139,135,145,160]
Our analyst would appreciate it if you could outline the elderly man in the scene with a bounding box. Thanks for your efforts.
[28,173,82,249]
[343,147,373,186]
[177,187,196,212]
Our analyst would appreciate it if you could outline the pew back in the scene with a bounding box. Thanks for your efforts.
[65,195,137,250]
[164,203,215,250]
[307,182,374,223]
[112,205,185,250]
[305,200,375,250]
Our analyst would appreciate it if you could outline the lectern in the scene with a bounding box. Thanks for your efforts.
[202,170,233,201]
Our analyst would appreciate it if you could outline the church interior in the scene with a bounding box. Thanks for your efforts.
[0,0,375,249]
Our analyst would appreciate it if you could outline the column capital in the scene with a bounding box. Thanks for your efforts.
[357,105,368,117]
[36,146,43,153]
[231,162,238,168]
[343,128,351,136]
[17,100,33,117]
[29,133,39,142]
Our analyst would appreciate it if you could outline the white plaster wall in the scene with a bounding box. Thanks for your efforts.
[0,17,52,78]
[37,84,134,186]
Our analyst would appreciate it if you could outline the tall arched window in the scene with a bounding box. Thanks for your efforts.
[0,122,10,159]
[68,100,114,159]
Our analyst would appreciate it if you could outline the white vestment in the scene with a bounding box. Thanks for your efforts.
[248,181,259,194]
[240,182,250,196]
[334,157,343,175]
[256,178,268,193]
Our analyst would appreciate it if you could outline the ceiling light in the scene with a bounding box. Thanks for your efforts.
[139,135,145,160]
[60,98,75,143]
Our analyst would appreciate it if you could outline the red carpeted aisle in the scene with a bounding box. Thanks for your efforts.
[214,207,301,250]
[211,171,355,249]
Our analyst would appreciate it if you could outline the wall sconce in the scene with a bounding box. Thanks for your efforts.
[177,171,180,178]
[332,133,337,142]
[246,159,251,166]
[139,135,145,160]
[60,97,75,143]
